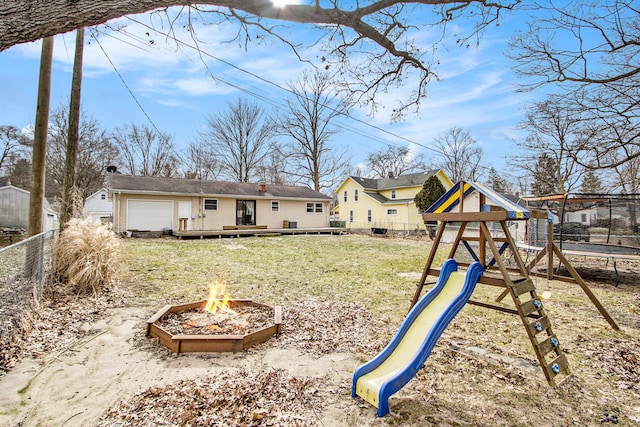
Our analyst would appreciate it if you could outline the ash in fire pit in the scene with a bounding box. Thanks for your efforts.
[146,283,282,354]
[162,303,274,336]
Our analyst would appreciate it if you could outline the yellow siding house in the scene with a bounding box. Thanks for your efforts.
[335,170,453,232]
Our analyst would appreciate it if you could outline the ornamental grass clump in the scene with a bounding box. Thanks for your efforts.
[53,217,121,296]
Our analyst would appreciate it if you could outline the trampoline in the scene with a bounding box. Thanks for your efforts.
[519,241,640,286]
[521,192,640,286]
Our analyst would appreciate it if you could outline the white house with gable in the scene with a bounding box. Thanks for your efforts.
[83,188,113,223]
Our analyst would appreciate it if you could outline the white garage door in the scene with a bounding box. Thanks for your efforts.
[127,200,173,231]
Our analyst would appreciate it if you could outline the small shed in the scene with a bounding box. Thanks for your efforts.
[0,181,58,232]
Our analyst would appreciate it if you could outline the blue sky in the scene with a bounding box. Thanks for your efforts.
[0,4,539,182]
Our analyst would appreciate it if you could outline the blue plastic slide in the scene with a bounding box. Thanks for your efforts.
[352,259,483,416]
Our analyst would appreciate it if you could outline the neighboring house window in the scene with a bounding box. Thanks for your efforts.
[387,208,398,215]
[354,189,359,202]
[101,193,106,200]
[204,199,218,210]
[581,213,587,222]
[343,190,348,202]
[272,201,280,212]
[349,210,354,223]
[306,202,323,213]
[391,189,396,199]
[367,209,372,223]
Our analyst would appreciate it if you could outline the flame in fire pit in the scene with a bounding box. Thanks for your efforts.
[204,282,237,314]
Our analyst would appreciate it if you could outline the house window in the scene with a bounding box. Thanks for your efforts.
[204,199,218,211]
[367,209,372,223]
[306,202,323,213]
[101,193,106,200]
[387,208,398,215]
[272,201,280,212]
[343,190,348,202]
[391,189,396,199]
[349,210,354,223]
[581,213,587,222]
[354,189,359,202]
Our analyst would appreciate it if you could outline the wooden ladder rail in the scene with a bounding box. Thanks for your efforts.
[479,221,572,386]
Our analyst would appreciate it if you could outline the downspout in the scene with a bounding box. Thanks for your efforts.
[116,191,121,233]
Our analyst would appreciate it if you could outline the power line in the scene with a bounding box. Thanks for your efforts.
[95,23,389,156]
[89,28,194,169]
[124,16,448,158]
[89,28,165,137]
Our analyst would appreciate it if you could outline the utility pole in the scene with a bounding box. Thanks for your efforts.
[25,36,54,281]
[27,36,54,237]
[60,28,84,228]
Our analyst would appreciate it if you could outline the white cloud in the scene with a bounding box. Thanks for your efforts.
[176,77,236,96]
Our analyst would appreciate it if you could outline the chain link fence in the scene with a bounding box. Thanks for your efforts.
[0,230,56,301]
[1,230,57,373]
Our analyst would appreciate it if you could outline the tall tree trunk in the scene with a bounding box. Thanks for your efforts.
[60,28,85,228]
[27,36,54,237]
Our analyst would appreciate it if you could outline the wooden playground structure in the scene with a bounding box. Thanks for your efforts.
[411,181,620,386]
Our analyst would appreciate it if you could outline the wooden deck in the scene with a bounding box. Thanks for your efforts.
[172,227,347,239]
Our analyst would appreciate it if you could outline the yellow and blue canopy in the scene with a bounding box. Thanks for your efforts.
[426,181,529,220]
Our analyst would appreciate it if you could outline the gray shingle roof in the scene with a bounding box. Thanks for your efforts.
[350,170,439,191]
[363,192,388,203]
[363,192,415,204]
[107,175,332,200]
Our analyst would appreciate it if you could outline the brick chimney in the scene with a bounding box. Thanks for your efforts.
[259,182,266,192]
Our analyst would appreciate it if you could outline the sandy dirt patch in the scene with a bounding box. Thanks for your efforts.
[0,303,391,426]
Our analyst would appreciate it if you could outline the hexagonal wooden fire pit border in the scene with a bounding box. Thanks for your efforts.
[146,299,283,354]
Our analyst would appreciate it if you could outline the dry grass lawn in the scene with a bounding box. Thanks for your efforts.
[2,233,639,426]
[116,234,639,425]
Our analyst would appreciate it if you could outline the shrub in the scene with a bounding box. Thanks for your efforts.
[53,218,121,295]
[414,175,446,212]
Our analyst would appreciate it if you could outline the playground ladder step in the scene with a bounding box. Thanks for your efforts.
[537,335,562,356]
[526,315,552,336]
[511,278,536,297]
[519,298,545,317]
[508,278,572,386]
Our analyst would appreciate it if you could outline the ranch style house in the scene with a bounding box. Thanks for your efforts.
[107,174,333,234]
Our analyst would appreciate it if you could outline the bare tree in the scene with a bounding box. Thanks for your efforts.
[509,96,584,193]
[277,70,352,192]
[1,1,519,119]
[366,144,428,178]
[603,147,640,195]
[256,149,290,186]
[181,141,222,180]
[433,127,483,182]
[46,105,118,202]
[198,98,274,183]
[111,123,180,177]
[6,158,32,190]
[510,1,638,89]
[509,1,639,169]
[0,125,31,175]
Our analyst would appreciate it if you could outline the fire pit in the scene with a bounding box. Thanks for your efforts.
[146,284,282,354]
